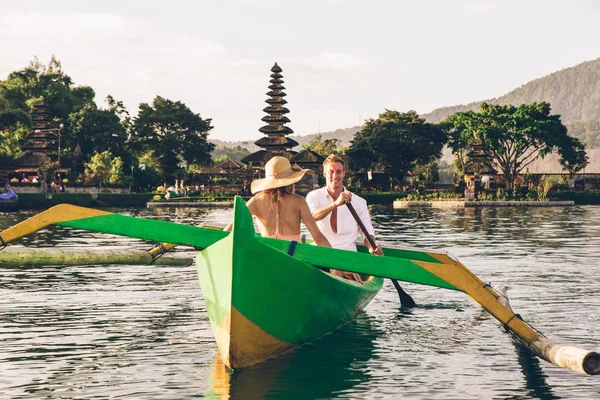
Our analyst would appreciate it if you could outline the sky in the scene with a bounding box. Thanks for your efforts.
[1,0,599,143]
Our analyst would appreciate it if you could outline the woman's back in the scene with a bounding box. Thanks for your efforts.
[248,192,304,239]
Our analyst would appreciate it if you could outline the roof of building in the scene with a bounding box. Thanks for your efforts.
[193,167,227,175]
[291,149,325,164]
[254,136,299,148]
[215,159,245,170]
[241,150,298,165]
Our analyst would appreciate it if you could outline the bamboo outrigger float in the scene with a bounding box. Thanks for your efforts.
[1,196,598,373]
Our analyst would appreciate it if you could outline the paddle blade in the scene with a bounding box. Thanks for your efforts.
[392,279,416,308]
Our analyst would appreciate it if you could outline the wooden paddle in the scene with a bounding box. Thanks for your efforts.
[346,202,416,308]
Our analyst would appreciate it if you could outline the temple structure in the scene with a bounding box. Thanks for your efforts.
[5,99,65,183]
[241,63,299,165]
[464,134,497,198]
[20,99,59,166]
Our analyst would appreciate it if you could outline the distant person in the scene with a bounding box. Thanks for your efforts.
[225,156,331,248]
[306,154,383,282]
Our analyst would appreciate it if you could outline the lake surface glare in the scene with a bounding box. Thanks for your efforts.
[1,206,599,399]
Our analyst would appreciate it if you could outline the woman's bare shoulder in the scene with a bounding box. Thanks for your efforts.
[288,193,308,203]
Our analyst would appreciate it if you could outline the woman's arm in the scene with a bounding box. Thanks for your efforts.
[224,197,256,232]
[300,199,331,248]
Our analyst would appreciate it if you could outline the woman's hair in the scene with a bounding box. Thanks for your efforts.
[262,184,295,211]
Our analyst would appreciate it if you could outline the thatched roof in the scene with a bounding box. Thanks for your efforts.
[194,167,227,175]
[241,150,298,165]
[254,136,298,148]
[216,159,245,170]
[291,149,325,164]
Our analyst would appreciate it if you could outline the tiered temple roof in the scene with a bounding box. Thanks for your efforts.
[22,99,58,155]
[242,63,298,164]
[14,99,59,171]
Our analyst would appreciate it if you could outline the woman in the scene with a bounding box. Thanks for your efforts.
[225,156,331,248]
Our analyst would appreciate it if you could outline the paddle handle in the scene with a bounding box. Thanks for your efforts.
[346,202,377,250]
[346,201,417,308]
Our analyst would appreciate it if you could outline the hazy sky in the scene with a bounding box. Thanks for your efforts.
[1,0,599,142]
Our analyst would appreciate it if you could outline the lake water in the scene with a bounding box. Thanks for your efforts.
[1,205,599,399]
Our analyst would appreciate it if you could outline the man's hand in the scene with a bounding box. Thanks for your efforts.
[343,271,364,283]
[369,245,384,256]
[333,191,352,207]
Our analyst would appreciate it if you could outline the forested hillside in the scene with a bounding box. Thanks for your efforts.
[210,126,361,157]
[213,57,600,155]
[422,57,600,147]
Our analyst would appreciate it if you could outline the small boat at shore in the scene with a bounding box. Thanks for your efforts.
[0,188,19,212]
[0,196,598,373]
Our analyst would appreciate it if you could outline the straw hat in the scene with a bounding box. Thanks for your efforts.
[251,156,314,194]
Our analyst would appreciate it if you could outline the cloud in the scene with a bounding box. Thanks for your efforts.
[465,1,497,13]
[224,0,279,5]
[301,52,374,71]
[0,11,229,84]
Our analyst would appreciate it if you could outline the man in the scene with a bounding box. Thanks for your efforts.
[306,154,383,281]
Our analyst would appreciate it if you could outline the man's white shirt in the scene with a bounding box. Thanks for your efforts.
[306,187,374,251]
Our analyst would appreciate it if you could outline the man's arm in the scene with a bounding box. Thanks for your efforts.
[356,198,384,256]
[311,201,337,221]
[308,191,352,221]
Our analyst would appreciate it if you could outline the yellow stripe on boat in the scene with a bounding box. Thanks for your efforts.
[0,204,111,245]
[215,306,297,369]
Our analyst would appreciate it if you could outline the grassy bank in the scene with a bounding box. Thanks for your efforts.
[16,193,155,209]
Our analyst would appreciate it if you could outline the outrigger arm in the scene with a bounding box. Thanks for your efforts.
[0,203,598,375]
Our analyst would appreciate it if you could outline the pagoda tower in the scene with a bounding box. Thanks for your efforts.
[241,62,299,165]
[8,99,62,182]
[22,99,59,158]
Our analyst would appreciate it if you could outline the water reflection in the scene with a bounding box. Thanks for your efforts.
[2,206,600,399]
[207,313,379,399]
[512,344,558,400]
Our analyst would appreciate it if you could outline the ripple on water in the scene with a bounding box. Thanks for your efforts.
[1,206,600,399]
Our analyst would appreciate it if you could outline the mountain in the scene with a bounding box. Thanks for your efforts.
[210,125,361,154]
[212,57,600,153]
[422,57,600,147]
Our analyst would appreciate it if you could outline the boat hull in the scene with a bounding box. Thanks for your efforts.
[195,197,383,369]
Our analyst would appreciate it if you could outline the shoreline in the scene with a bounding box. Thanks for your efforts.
[393,200,575,208]
[147,201,233,208]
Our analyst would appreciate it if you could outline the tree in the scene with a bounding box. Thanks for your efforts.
[212,155,229,165]
[66,97,131,173]
[0,56,97,163]
[0,95,31,158]
[211,145,251,163]
[84,151,125,185]
[558,136,588,177]
[445,102,588,190]
[347,110,447,185]
[302,134,341,156]
[0,55,95,121]
[130,96,215,180]
[411,160,440,187]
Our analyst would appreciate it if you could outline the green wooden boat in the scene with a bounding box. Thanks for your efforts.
[1,196,598,373]
[195,193,383,368]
